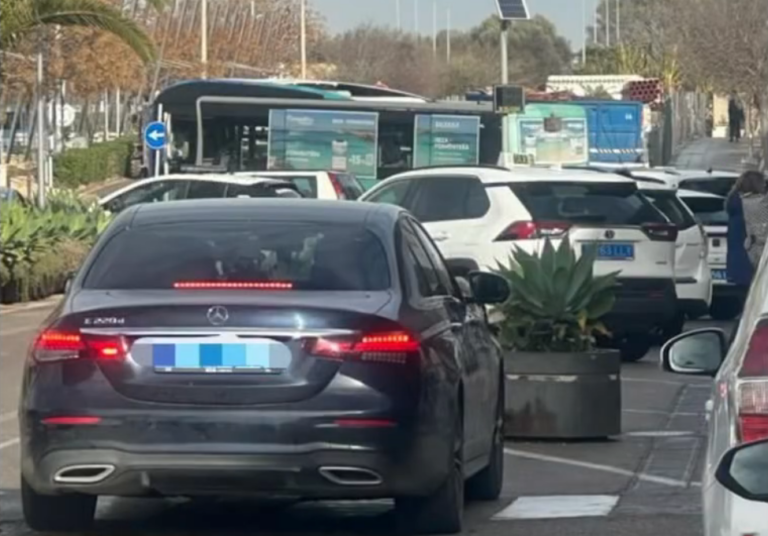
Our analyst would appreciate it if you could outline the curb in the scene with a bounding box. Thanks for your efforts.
[0,295,63,316]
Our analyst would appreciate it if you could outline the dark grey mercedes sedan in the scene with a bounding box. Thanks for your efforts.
[19,198,509,534]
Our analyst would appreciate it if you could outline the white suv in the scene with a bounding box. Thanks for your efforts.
[360,165,678,362]
[627,177,712,335]
[676,189,743,320]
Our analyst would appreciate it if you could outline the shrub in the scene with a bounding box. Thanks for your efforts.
[52,137,135,188]
[493,237,620,353]
[0,193,111,304]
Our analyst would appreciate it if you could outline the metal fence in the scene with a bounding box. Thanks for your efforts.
[647,92,710,167]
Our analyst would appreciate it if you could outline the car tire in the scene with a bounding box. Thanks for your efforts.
[22,476,96,532]
[465,378,504,501]
[618,334,652,362]
[396,407,464,534]
[710,299,742,321]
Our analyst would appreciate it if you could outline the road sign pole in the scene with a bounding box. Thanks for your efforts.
[500,19,509,84]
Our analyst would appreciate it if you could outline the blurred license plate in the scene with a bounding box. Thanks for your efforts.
[711,269,727,281]
[133,338,292,374]
[594,243,634,260]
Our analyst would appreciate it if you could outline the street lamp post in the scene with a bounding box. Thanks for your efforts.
[201,0,208,78]
[604,0,609,46]
[446,8,451,63]
[396,0,401,31]
[300,0,307,79]
[432,0,437,57]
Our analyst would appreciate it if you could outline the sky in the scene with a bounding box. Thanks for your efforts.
[312,0,597,48]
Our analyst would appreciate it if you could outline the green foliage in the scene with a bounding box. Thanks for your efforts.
[52,138,134,188]
[493,237,619,353]
[1,0,161,63]
[0,192,111,304]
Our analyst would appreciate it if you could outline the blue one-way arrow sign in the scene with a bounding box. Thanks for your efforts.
[143,121,167,150]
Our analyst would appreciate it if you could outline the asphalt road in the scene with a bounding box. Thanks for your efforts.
[0,299,727,536]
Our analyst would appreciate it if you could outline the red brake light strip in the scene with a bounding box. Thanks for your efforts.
[173,281,293,289]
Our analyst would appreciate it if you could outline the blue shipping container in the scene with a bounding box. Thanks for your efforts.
[570,100,644,164]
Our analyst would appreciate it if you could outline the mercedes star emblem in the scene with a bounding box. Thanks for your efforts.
[605,230,615,239]
[206,305,229,326]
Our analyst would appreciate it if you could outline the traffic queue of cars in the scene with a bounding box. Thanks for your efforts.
[21,163,744,534]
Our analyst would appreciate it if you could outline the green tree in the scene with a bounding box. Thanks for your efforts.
[0,0,164,63]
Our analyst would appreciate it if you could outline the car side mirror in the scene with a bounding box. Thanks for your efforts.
[467,271,510,305]
[660,327,727,376]
[716,438,768,503]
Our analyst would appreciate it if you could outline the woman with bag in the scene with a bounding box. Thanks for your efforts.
[726,171,768,289]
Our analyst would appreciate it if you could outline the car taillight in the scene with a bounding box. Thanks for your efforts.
[308,331,420,364]
[328,173,346,199]
[737,320,768,442]
[32,329,127,363]
[642,222,678,241]
[699,224,708,258]
[495,220,571,241]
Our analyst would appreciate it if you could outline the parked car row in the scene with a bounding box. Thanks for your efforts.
[98,164,742,362]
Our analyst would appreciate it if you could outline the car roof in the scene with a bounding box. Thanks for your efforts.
[123,198,404,226]
[676,188,725,199]
[384,166,637,184]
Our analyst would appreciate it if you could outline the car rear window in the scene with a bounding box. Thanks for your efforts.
[641,190,697,229]
[258,175,318,198]
[226,183,302,198]
[508,181,667,225]
[681,196,728,226]
[678,177,737,197]
[84,222,390,291]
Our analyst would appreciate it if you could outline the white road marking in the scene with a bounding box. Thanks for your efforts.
[0,411,16,424]
[505,448,696,488]
[625,430,696,437]
[621,377,711,388]
[0,437,19,449]
[622,409,702,417]
[493,495,619,520]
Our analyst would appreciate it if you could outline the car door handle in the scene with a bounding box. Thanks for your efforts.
[432,232,450,242]
[450,322,463,332]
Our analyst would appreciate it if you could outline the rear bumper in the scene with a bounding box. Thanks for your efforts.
[712,282,747,300]
[22,446,447,499]
[602,278,677,334]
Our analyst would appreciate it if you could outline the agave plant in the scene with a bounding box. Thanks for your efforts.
[493,237,620,353]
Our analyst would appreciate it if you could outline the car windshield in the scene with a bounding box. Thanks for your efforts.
[681,196,728,226]
[641,190,697,229]
[508,181,667,225]
[678,177,737,197]
[83,222,390,291]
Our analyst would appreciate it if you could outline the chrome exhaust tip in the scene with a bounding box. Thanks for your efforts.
[318,466,383,486]
[53,464,115,484]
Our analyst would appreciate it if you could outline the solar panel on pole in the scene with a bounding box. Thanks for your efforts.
[496,0,530,20]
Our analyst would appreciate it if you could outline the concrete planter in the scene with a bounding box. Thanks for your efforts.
[503,350,621,439]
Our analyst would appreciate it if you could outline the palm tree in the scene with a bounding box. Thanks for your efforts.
[0,0,166,63]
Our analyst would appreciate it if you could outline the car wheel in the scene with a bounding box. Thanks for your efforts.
[618,334,652,363]
[396,407,464,534]
[22,475,96,532]
[710,299,742,321]
[465,378,504,501]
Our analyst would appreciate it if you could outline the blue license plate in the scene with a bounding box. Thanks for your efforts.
[594,243,634,260]
[131,338,292,374]
[712,269,728,281]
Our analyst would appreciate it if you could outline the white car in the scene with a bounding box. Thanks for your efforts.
[235,171,365,200]
[98,174,302,213]
[629,177,712,334]
[660,239,768,536]
[360,165,678,362]
[676,189,744,320]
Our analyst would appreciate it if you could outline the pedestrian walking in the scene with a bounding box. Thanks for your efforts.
[728,93,744,142]
[726,171,768,291]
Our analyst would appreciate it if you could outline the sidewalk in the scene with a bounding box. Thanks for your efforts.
[672,137,756,171]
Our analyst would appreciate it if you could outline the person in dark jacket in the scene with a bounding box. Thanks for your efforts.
[728,93,744,142]
[726,172,763,288]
